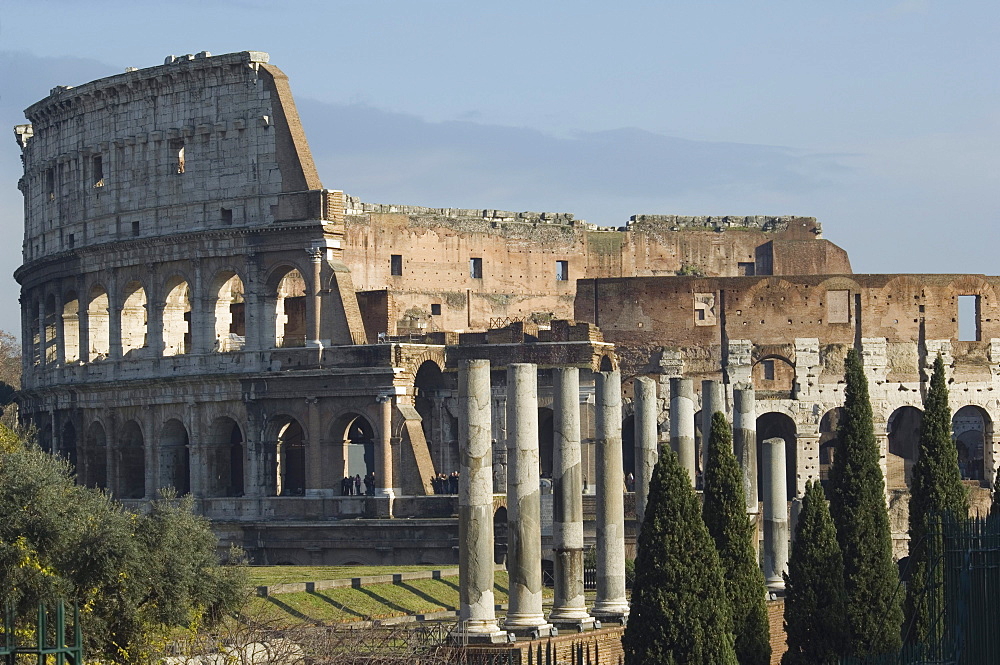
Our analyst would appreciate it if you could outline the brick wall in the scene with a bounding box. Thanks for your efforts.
[767,597,788,664]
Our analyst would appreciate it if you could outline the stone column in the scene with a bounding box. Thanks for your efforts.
[633,376,658,528]
[305,397,323,496]
[701,379,724,479]
[549,367,595,631]
[762,436,789,591]
[307,247,324,348]
[377,394,396,516]
[592,370,629,623]
[503,364,553,638]
[670,378,696,487]
[456,359,507,643]
[733,388,758,514]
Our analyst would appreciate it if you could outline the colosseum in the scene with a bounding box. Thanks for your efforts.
[12,50,1000,563]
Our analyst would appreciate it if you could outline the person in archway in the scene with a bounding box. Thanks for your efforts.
[354,474,362,495]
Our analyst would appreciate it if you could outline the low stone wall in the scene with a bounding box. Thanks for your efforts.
[457,626,625,665]
[256,567,461,597]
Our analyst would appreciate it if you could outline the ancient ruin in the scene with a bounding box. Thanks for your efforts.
[12,50,1000,573]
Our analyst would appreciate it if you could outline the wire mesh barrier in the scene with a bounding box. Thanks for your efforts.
[0,602,83,665]
[844,514,1000,665]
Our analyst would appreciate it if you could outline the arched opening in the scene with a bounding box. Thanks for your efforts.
[62,291,80,363]
[953,405,989,484]
[888,406,923,490]
[212,271,246,352]
[39,423,53,454]
[118,420,146,499]
[87,285,110,360]
[162,277,191,356]
[599,356,613,372]
[61,421,77,470]
[331,414,375,494]
[84,422,107,489]
[206,417,244,497]
[622,414,636,484]
[158,419,190,495]
[538,407,554,478]
[29,297,41,366]
[120,281,148,356]
[414,360,444,448]
[753,355,796,396]
[268,268,307,348]
[757,412,797,500]
[266,416,305,496]
[43,294,57,364]
[819,408,844,485]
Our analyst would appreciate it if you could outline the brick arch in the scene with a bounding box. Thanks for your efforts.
[400,350,447,383]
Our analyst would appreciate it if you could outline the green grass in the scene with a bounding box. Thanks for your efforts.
[248,565,446,586]
[246,572,514,626]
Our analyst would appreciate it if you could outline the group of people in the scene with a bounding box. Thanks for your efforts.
[430,471,460,495]
[341,472,376,496]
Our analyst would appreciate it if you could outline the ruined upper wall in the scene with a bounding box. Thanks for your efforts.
[14,51,323,265]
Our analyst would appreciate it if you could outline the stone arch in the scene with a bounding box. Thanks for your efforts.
[414,360,445,448]
[158,418,190,495]
[819,407,844,484]
[887,406,923,490]
[598,355,614,372]
[757,411,797,500]
[205,417,244,497]
[330,412,375,493]
[87,284,110,359]
[538,406,554,478]
[84,421,107,489]
[752,355,795,394]
[162,275,191,356]
[953,405,990,484]
[265,266,308,348]
[211,270,246,352]
[62,290,80,363]
[120,281,148,356]
[118,420,146,499]
[264,414,306,496]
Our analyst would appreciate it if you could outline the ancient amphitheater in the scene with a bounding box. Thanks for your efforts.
[13,50,1000,564]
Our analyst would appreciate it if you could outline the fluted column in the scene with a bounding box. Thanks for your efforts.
[549,367,594,631]
[456,359,507,643]
[670,378,696,487]
[592,370,629,623]
[503,364,553,637]
[634,376,658,529]
[763,436,789,591]
[733,388,758,514]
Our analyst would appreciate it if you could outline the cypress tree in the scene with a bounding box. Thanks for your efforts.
[828,347,903,657]
[623,446,738,665]
[702,411,771,665]
[904,354,967,645]
[782,480,849,665]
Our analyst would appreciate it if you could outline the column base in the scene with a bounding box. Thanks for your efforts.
[591,606,629,626]
[451,627,513,645]
[503,622,557,639]
[549,615,598,633]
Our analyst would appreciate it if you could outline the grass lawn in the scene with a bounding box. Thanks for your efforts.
[246,571,514,626]
[248,565,445,586]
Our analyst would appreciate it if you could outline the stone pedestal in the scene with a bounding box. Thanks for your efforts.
[548,367,595,632]
[592,371,629,624]
[457,359,509,643]
[733,388,758,514]
[762,436,789,592]
[669,377,696,487]
[503,364,555,638]
[633,376,658,529]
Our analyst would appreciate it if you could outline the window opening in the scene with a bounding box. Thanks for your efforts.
[958,295,980,341]
[131,221,140,236]
[221,208,233,225]
[431,303,442,316]
[763,359,775,381]
[556,260,569,281]
[169,139,185,174]
[46,168,55,200]
[470,257,483,279]
[390,254,403,276]
[92,155,104,188]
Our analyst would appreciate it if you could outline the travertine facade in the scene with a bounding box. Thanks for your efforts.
[13,51,998,564]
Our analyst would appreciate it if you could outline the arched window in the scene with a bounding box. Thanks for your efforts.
[265,416,306,496]
[162,277,191,356]
[953,406,990,484]
[212,272,246,352]
[62,291,80,363]
[888,406,923,490]
[120,281,147,356]
[206,417,244,497]
[159,419,190,495]
[118,421,146,499]
[87,285,110,360]
[268,268,307,348]
[757,412,798,500]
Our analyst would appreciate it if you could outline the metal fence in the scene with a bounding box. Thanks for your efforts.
[0,601,83,665]
[844,514,1000,665]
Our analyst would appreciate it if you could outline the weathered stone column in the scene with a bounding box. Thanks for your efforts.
[503,364,553,638]
[592,370,629,623]
[549,367,595,631]
[670,378,696,487]
[305,397,323,496]
[733,388,758,514]
[307,247,324,348]
[701,379,724,478]
[456,359,507,643]
[633,376,658,529]
[377,394,396,516]
[762,436,789,591]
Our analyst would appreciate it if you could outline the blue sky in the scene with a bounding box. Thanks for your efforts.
[1,0,998,336]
